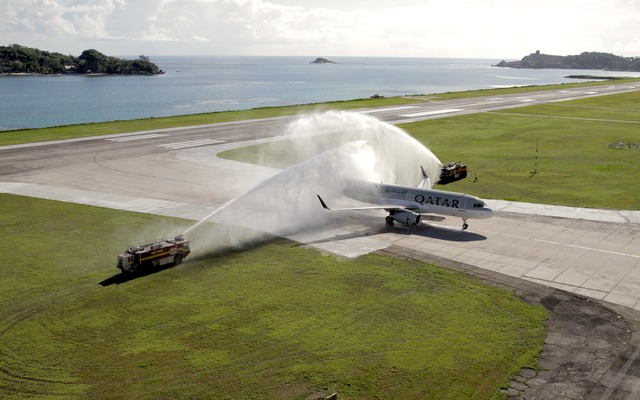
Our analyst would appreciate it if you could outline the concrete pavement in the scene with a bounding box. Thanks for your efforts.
[2,180,639,312]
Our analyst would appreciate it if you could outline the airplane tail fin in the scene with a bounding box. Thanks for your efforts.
[418,165,432,189]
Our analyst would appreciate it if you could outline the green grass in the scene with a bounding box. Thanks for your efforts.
[220,90,640,210]
[2,79,638,147]
[419,77,640,100]
[406,91,640,209]
[0,194,548,399]
[0,97,425,146]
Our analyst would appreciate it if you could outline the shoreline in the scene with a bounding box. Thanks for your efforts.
[0,72,162,77]
[2,57,640,131]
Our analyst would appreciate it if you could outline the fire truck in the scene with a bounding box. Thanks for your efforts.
[438,161,468,185]
[116,235,191,273]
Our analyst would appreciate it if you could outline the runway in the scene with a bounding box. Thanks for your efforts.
[1,82,639,311]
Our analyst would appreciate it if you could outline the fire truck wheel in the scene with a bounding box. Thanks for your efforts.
[174,254,183,266]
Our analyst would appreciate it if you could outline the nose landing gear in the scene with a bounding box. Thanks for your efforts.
[462,218,469,230]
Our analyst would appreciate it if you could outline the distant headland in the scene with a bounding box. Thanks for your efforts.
[494,50,640,72]
[0,44,164,75]
[310,57,336,64]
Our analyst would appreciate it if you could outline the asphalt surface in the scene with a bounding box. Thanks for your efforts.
[2,82,640,398]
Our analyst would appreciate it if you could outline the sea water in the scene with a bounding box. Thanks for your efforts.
[1,55,638,131]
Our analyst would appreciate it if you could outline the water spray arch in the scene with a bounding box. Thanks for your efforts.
[184,111,443,251]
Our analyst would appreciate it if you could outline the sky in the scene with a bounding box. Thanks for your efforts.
[2,0,640,59]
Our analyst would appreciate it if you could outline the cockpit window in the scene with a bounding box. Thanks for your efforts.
[473,202,485,208]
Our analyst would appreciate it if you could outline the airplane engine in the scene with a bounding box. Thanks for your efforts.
[390,210,421,225]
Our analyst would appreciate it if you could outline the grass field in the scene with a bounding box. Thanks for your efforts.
[220,89,640,210]
[406,90,640,209]
[0,194,548,399]
[1,78,638,147]
[0,97,424,146]
[2,80,636,398]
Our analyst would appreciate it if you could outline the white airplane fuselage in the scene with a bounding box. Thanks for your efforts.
[344,180,494,222]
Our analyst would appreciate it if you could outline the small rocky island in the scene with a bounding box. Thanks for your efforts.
[0,44,164,75]
[494,50,640,72]
[310,57,336,64]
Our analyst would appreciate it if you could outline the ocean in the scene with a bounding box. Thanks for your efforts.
[1,56,638,131]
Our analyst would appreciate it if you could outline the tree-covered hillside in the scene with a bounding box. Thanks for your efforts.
[495,50,640,71]
[0,44,164,75]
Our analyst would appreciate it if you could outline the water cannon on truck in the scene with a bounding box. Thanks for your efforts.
[437,161,468,185]
[116,235,191,273]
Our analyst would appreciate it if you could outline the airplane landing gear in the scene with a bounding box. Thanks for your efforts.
[462,218,469,230]
[385,216,394,225]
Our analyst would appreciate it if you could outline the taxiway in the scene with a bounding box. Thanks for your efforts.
[1,82,639,311]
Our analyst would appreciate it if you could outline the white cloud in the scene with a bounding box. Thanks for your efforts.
[1,0,639,57]
[192,35,210,42]
[5,0,126,39]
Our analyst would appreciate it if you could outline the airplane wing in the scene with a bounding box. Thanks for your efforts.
[317,195,419,212]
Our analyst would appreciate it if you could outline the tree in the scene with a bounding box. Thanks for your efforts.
[0,45,164,75]
[78,49,108,73]
[10,60,23,72]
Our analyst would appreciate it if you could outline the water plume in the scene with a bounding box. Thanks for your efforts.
[258,110,442,185]
[183,111,442,253]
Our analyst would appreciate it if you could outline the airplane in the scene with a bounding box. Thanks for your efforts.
[317,166,494,230]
